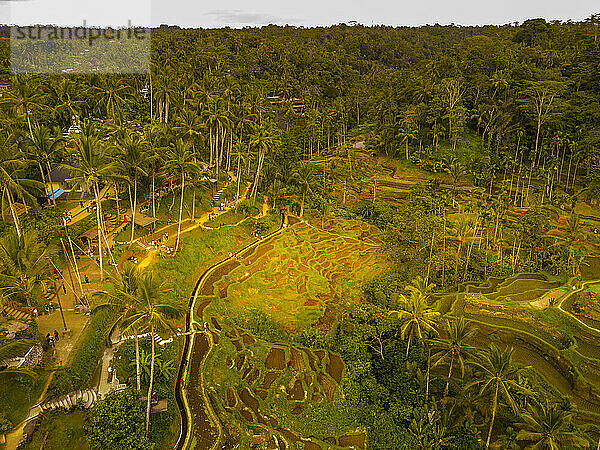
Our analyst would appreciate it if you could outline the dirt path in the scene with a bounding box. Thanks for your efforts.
[558,279,600,334]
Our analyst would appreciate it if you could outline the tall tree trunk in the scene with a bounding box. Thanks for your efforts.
[45,158,57,206]
[135,332,141,391]
[236,154,242,202]
[486,385,499,449]
[444,355,454,397]
[131,175,138,243]
[145,323,155,436]
[152,172,156,222]
[176,168,185,252]
[93,182,104,281]
[38,162,49,204]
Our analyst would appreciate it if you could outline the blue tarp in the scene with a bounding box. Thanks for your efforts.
[47,188,66,199]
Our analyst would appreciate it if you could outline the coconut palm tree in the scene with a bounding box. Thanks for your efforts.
[0,75,47,138]
[292,162,316,218]
[122,272,183,435]
[389,281,440,356]
[25,125,64,207]
[431,317,477,397]
[0,229,51,307]
[66,127,119,281]
[249,122,280,203]
[92,264,144,391]
[0,137,43,237]
[164,139,204,252]
[467,344,529,449]
[515,399,587,449]
[118,131,149,242]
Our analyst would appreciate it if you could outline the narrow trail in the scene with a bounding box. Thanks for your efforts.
[557,279,600,335]
[175,212,292,450]
[136,181,255,272]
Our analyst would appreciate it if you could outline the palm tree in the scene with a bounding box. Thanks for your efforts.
[92,264,143,391]
[122,272,183,436]
[0,137,43,237]
[118,132,149,242]
[231,141,247,203]
[164,139,204,252]
[91,76,131,123]
[25,125,63,207]
[132,348,176,385]
[467,344,529,449]
[443,156,466,208]
[249,122,280,203]
[431,317,476,397]
[515,399,588,449]
[389,281,440,356]
[66,128,119,281]
[0,229,51,307]
[292,162,316,218]
[0,75,46,138]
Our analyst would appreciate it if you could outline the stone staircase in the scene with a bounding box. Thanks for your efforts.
[1,307,30,321]
[212,185,229,206]
[34,388,98,415]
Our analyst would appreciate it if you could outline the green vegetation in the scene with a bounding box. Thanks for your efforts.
[2,15,600,450]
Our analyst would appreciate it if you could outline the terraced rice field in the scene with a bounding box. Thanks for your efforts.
[210,219,389,331]
[204,319,364,448]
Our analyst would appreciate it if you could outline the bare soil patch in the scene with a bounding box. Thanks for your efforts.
[239,387,260,415]
[530,288,567,309]
[265,347,286,370]
[226,387,237,408]
[290,347,305,371]
[234,354,245,371]
[287,379,305,401]
[326,352,344,383]
[339,433,366,449]
[317,372,337,402]
[231,339,242,351]
[261,371,282,389]
[241,333,256,345]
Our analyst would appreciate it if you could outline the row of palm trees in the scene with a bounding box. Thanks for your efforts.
[390,277,588,449]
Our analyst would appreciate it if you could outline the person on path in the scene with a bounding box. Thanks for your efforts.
[80,200,83,208]
[33,308,38,318]
[84,274,89,284]
[54,330,60,342]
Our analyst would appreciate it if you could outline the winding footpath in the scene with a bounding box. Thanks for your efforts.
[558,279,600,334]
[175,211,292,450]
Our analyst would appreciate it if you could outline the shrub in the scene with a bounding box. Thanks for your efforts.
[87,389,153,449]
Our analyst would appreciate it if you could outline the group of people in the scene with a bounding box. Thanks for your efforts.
[45,330,60,348]
[63,210,73,224]
[34,302,56,316]
[79,200,96,213]
[149,232,175,254]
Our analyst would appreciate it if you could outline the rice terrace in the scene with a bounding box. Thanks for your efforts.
[3,9,600,450]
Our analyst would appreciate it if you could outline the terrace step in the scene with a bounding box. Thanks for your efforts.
[1,307,30,321]
[33,388,98,416]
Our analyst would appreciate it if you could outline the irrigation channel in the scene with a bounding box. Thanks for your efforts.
[174,210,298,449]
